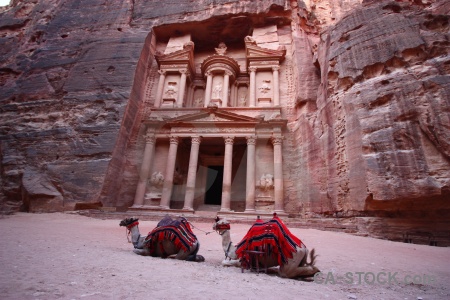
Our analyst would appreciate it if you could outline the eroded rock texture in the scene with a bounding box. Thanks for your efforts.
[299,0,450,217]
[0,0,449,236]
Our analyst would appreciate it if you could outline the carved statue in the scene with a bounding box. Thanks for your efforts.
[239,92,247,106]
[149,171,164,187]
[258,79,271,94]
[213,82,222,99]
[259,173,274,191]
[194,97,203,107]
[165,82,178,98]
[215,42,227,55]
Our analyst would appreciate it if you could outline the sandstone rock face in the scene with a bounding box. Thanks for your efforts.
[0,0,448,233]
[304,0,450,217]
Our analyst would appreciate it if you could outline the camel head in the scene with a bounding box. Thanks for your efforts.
[119,217,141,247]
[119,217,139,229]
[213,217,231,234]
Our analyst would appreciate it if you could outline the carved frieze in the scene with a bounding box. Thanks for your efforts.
[160,64,191,71]
[171,127,256,134]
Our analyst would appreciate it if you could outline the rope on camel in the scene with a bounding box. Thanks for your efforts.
[188,222,215,235]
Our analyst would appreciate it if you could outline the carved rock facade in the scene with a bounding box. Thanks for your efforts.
[0,0,449,243]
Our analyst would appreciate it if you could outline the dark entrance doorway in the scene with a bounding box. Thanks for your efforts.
[204,165,223,205]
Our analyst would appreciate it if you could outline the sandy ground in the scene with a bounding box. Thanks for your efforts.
[0,212,449,300]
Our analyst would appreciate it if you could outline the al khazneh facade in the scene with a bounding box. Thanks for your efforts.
[131,27,291,215]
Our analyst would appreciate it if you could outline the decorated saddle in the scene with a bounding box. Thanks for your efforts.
[235,214,303,265]
[143,216,197,257]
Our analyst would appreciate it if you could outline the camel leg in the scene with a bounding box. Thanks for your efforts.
[131,236,150,255]
[185,242,205,262]
[279,247,319,278]
[130,235,146,249]
[222,259,240,267]
[133,248,150,256]
[281,264,320,278]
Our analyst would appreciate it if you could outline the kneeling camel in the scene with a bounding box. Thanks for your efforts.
[120,215,204,262]
[213,213,319,278]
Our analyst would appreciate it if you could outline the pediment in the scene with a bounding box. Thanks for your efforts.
[155,42,195,73]
[156,49,190,62]
[166,109,259,125]
[245,43,286,63]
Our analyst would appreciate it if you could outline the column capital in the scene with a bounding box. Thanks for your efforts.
[224,70,232,76]
[271,136,284,145]
[224,136,235,145]
[272,65,280,72]
[205,70,213,77]
[158,69,167,76]
[144,133,156,144]
[246,135,257,145]
[191,136,202,145]
[179,69,188,75]
[169,136,179,145]
[248,66,257,72]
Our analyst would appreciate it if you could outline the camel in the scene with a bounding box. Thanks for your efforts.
[120,215,205,262]
[212,213,319,278]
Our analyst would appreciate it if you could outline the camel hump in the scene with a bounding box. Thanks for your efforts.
[157,215,173,227]
[156,215,187,228]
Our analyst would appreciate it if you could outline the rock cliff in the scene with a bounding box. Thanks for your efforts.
[293,0,450,218]
[0,0,449,241]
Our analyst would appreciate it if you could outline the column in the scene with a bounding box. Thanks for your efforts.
[154,70,166,107]
[272,136,285,213]
[204,71,213,107]
[132,133,156,207]
[160,136,179,209]
[186,84,194,107]
[222,71,230,107]
[272,66,280,106]
[249,67,257,107]
[177,69,187,107]
[221,136,234,212]
[232,82,238,107]
[183,136,201,210]
[245,136,256,212]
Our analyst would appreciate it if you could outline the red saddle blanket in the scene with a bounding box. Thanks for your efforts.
[235,215,303,265]
[143,218,197,256]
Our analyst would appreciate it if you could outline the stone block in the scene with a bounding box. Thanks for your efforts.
[164,34,191,54]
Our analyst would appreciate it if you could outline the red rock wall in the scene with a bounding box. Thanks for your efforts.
[0,0,289,211]
[0,0,449,218]
[310,0,450,217]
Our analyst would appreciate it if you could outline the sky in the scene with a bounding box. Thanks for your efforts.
[0,0,10,6]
